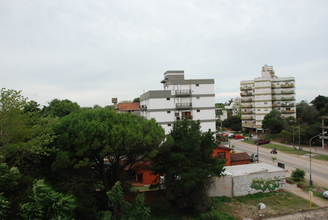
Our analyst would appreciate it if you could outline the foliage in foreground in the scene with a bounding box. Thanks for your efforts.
[152,119,226,214]
[102,181,150,220]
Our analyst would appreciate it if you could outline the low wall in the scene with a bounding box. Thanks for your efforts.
[208,167,286,197]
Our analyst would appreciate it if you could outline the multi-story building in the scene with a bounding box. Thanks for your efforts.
[140,70,216,134]
[240,65,296,133]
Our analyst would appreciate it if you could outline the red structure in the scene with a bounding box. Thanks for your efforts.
[212,145,233,166]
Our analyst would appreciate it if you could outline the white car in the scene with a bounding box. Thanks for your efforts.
[323,191,328,199]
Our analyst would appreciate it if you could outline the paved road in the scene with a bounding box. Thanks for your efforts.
[229,139,328,188]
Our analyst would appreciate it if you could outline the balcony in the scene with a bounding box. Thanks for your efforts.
[240,86,252,90]
[240,92,252,97]
[175,89,191,96]
[176,103,192,109]
[281,83,294,88]
[281,110,295,114]
[242,110,253,114]
[241,104,252,108]
[281,90,295,94]
[241,116,254,120]
[281,97,295,101]
[281,103,295,107]
[241,98,252,102]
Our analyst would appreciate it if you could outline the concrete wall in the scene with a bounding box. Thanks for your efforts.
[208,168,286,197]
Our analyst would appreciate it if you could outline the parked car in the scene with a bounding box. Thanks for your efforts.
[251,154,258,162]
[323,191,328,199]
[234,134,245,139]
[228,133,235,138]
[254,139,270,145]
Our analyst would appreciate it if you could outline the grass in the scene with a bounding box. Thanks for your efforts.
[313,155,328,161]
[214,191,317,219]
[148,190,318,219]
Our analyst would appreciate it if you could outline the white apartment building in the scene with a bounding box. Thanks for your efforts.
[140,70,216,134]
[240,65,296,133]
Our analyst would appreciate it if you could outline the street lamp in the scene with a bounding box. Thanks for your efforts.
[309,131,327,186]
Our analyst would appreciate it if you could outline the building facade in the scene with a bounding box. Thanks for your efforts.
[140,70,216,134]
[240,65,296,133]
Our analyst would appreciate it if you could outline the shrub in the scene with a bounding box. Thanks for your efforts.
[291,168,306,181]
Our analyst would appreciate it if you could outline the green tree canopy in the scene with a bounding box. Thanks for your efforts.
[262,110,286,134]
[151,119,225,213]
[311,95,328,115]
[41,98,80,117]
[0,88,57,166]
[222,115,241,131]
[296,100,320,125]
[51,108,165,191]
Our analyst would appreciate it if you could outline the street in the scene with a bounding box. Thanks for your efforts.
[229,139,328,188]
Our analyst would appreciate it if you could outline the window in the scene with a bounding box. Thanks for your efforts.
[167,111,171,113]
[196,84,199,87]
[217,152,226,159]
[196,97,200,99]
[175,112,179,116]
[166,98,170,100]
[264,102,268,104]
[168,124,171,126]
[197,109,200,112]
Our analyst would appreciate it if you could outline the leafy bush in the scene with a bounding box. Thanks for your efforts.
[291,168,306,181]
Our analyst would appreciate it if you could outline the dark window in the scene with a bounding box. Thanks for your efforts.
[167,98,170,100]
[168,124,171,126]
[218,152,226,159]
[196,84,199,87]
[167,111,171,113]
[197,109,200,112]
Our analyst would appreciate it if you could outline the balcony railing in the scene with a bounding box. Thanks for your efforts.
[240,86,252,90]
[241,104,252,108]
[281,103,295,107]
[240,92,252,97]
[281,97,295,101]
[241,117,253,120]
[242,110,253,114]
[281,83,294,88]
[175,89,191,96]
[176,103,192,109]
[281,110,295,114]
[241,98,252,102]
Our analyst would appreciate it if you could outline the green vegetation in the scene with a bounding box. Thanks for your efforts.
[291,168,306,181]
[152,118,226,214]
[313,155,328,161]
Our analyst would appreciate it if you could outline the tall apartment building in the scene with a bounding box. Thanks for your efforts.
[240,65,296,133]
[140,70,216,134]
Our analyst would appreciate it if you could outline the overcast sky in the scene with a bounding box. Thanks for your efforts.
[1,0,327,107]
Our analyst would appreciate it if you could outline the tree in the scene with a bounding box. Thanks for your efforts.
[20,179,76,220]
[296,100,320,125]
[0,88,57,166]
[222,115,241,131]
[151,119,226,213]
[262,110,285,133]
[311,95,328,115]
[102,181,150,220]
[51,108,165,191]
[40,98,80,117]
[133,97,140,103]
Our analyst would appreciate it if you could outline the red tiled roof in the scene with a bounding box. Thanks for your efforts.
[118,102,140,110]
[231,152,252,162]
[216,145,234,151]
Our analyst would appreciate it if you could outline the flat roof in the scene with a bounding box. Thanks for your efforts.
[224,163,285,176]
